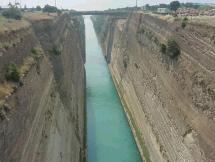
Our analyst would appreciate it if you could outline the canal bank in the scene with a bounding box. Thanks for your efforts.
[85,18,142,162]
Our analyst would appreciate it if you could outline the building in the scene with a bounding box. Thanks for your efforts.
[208,9,215,16]
[176,8,199,16]
[157,8,170,14]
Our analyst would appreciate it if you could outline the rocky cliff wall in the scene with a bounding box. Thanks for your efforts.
[93,12,215,162]
[0,13,86,162]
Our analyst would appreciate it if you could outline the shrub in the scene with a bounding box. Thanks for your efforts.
[31,48,41,60]
[123,60,127,68]
[181,21,186,29]
[2,6,22,20]
[181,17,188,29]
[31,48,37,55]
[166,38,181,58]
[51,46,61,56]
[153,37,160,45]
[183,17,188,21]
[174,17,180,21]
[160,43,167,54]
[211,35,215,45]
[5,63,20,82]
[140,28,145,33]
[4,44,9,50]
[138,26,145,34]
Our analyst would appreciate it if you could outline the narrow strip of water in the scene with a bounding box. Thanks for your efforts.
[85,18,142,162]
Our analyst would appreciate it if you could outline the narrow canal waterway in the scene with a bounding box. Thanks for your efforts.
[85,18,142,162]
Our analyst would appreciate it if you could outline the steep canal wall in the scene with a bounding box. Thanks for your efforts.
[0,13,86,162]
[92,12,215,162]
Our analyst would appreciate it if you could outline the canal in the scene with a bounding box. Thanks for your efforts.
[85,18,142,162]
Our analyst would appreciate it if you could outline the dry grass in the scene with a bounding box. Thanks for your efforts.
[146,13,176,23]
[0,15,30,33]
[0,82,14,99]
[0,45,43,103]
[20,46,43,75]
[0,12,59,33]
[147,13,215,27]
[0,99,5,112]
[133,11,215,27]
[189,16,215,27]
[19,56,35,76]
[24,12,56,21]
[0,12,58,33]
[0,100,4,106]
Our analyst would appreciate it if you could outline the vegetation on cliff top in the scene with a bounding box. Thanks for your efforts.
[144,1,205,12]
[42,5,62,16]
[2,4,22,20]
[0,16,29,33]
[43,5,58,13]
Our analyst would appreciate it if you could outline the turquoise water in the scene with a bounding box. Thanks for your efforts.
[85,18,142,162]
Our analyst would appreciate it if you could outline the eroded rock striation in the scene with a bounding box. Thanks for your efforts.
[92,12,215,162]
[0,13,86,162]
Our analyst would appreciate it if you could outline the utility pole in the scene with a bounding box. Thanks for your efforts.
[136,0,138,10]
[55,0,56,7]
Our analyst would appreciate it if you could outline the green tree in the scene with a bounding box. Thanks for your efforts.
[159,4,169,8]
[43,4,58,13]
[36,5,41,11]
[145,4,150,10]
[2,4,22,20]
[170,1,180,11]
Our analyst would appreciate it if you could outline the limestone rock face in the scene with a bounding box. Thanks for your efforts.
[0,13,86,162]
[93,13,215,162]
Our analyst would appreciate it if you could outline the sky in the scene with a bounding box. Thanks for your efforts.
[0,0,214,10]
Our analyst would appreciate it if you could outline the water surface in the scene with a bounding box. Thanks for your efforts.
[85,17,142,162]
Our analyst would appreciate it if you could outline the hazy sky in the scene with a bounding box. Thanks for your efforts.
[0,0,214,10]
